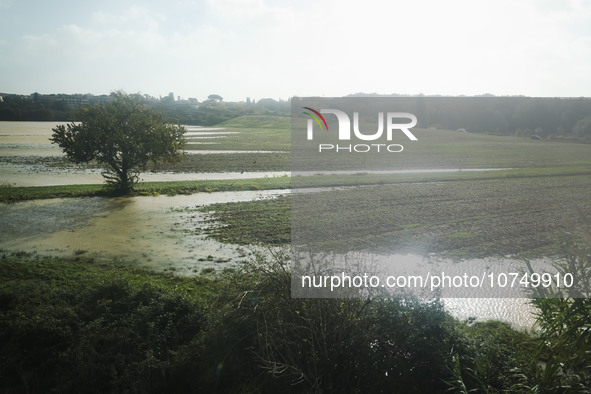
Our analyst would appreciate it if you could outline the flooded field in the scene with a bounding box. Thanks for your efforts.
[0,124,291,275]
[0,190,290,274]
[0,121,288,186]
[0,191,538,328]
[3,120,589,330]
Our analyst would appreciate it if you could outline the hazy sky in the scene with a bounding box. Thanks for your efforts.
[1,0,590,101]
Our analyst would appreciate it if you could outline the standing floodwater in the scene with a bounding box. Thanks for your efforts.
[0,190,289,274]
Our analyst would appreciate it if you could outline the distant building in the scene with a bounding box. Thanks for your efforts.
[33,93,88,107]
[29,93,112,107]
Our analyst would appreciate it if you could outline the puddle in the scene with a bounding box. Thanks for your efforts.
[293,251,555,329]
[184,136,227,139]
[0,121,288,186]
[0,146,62,157]
[444,298,536,330]
[0,189,541,329]
[0,121,70,135]
[0,190,290,275]
[137,171,290,181]
[184,127,225,131]
[0,121,66,157]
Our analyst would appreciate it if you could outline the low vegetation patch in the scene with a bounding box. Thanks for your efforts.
[199,195,290,245]
[0,251,550,393]
[0,253,215,393]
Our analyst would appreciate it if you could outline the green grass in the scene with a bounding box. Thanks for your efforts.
[0,176,290,203]
[0,251,214,301]
[0,252,219,392]
[199,195,290,245]
[169,152,290,172]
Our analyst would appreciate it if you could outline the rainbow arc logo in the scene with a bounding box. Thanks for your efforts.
[302,107,328,131]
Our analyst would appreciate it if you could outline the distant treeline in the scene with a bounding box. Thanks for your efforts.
[337,95,591,141]
[152,98,290,126]
[0,95,74,121]
[2,93,590,139]
[412,96,591,140]
[0,93,290,126]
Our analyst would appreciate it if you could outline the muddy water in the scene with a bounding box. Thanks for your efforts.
[184,131,238,136]
[0,121,67,157]
[0,190,290,275]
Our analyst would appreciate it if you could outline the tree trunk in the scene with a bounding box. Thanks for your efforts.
[118,170,133,195]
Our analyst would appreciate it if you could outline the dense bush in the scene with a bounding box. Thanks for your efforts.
[0,256,208,393]
[516,232,591,392]
[209,251,466,393]
[2,245,590,393]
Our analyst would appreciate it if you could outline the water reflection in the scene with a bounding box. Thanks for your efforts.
[444,298,536,330]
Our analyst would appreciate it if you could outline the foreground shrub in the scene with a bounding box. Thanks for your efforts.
[1,251,545,393]
[207,250,468,393]
[0,256,207,393]
[516,232,591,392]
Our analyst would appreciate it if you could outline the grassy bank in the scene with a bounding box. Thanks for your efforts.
[0,252,216,393]
[0,176,290,203]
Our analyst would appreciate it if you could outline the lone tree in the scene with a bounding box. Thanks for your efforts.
[51,92,185,194]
